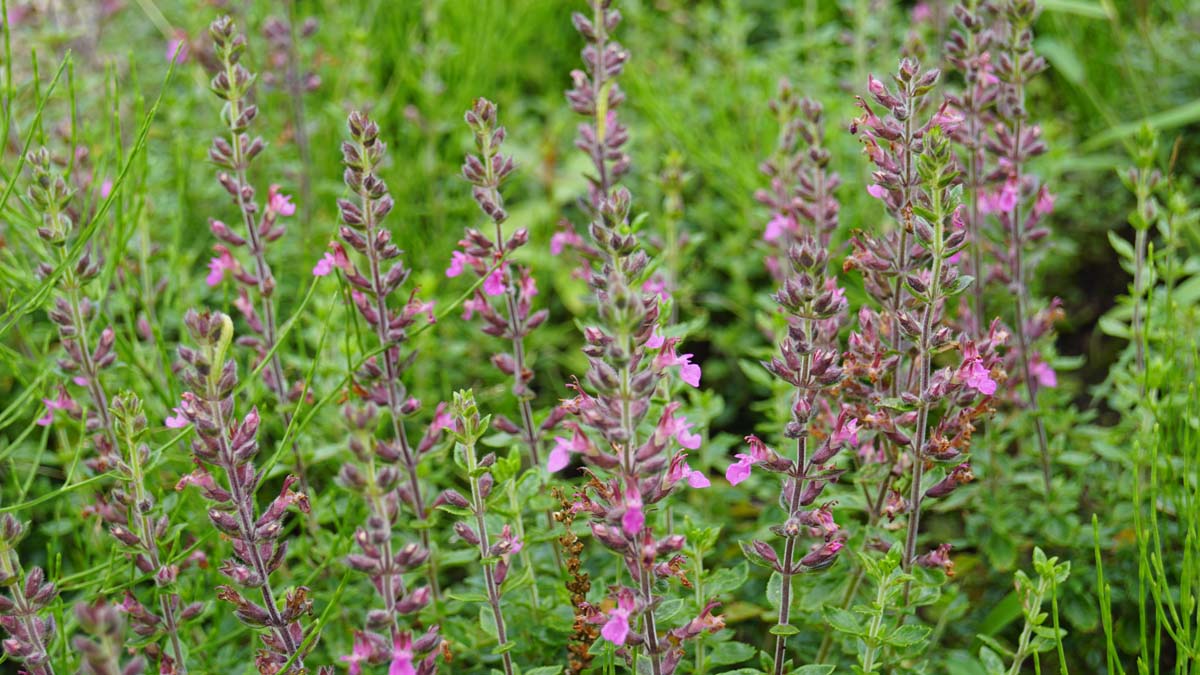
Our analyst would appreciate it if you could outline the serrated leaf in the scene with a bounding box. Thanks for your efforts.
[707,561,750,595]
[824,607,865,636]
[766,572,784,610]
[769,623,801,636]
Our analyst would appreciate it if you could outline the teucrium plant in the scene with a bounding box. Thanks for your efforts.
[172,310,322,675]
[438,390,523,675]
[558,2,721,674]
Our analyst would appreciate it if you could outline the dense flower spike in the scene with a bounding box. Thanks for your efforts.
[985,0,1056,491]
[741,121,853,670]
[172,310,322,674]
[561,3,718,674]
[24,148,120,470]
[334,110,444,603]
[756,81,842,276]
[205,16,311,491]
[0,516,58,675]
[944,1,1001,337]
[455,97,557,469]
[847,61,1005,581]
[85,394,195,672]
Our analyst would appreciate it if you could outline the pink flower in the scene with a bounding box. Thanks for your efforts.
[726,435,771,485]
[831,415,860,447]
[646,329,665,349]
[388,633,415,675]
[866,184,889,200]
[657,405,702,450]
[206,246,236,287]
[964,358,997,395]
[519,270,538,298]
[548,424,593,472]
[912,1,932,22]
[601,590,635,645]
[643,275,669,300]
[764,213,796,242]
[1030,358,1057,388]
[267,185,296,216]
[483,267,506,296]
[654,338,701,387]
[165,407,189,429]
[340,633,374,675]
[429,402,454,434]
[313,242,353,277]
[1033,187,1056,217]
[550,228,583,255]
[166,32,188,64]
[312,253,336,277]
[997,178,1019,214]
[461,295,488,320]
[37,389,74,427]
[99,179,113,199]
[668,454,710,489]
[445,251,469,278]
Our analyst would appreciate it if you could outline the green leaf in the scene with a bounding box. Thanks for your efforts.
[790,666,835,675]
[766,572,784,610]
[521,668,564,675]
[823,607,865,637]
[707,561,750,596]
[707,641,756,666]
[657,598,685,622]
[447,592,489,603]
[884,624,932,647]
[769,624,801,636]
[979,646,1006,675]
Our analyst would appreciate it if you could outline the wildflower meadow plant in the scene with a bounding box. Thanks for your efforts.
[330,110,446,669]
[172,310,322,675]
[556,3,721,673]
[3,0,1195,673]
[204,16,309,489]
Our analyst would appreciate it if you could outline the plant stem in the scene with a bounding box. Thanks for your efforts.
[465,434,514,675]
[121,423,187,672]
[772,317,812,675]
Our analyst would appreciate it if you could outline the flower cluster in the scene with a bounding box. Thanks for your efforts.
[0,516,58,675]
[261,12,320,223]
[72,599,147,675]
[204,16,304,446]
[731,231,852,673]
[25,148,119,460]
[558,3,720,674]
[172,310,321,674]
[846,60,1005,574]
[983,0,1058,489]
[756,80,842,276]
[331,110,445,670]
[452,97,559,468]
